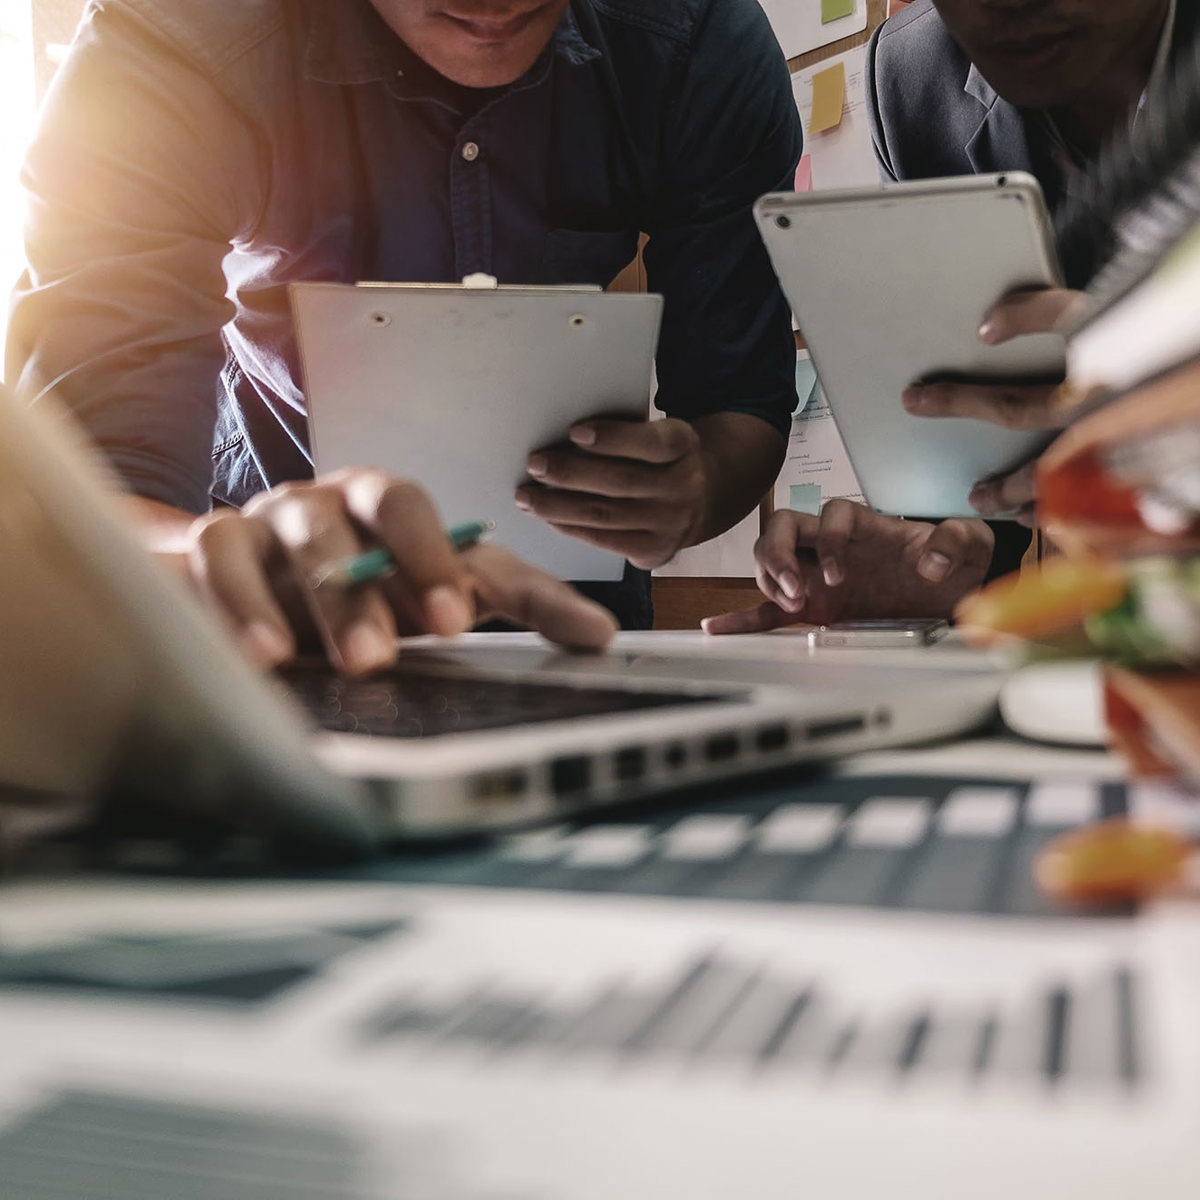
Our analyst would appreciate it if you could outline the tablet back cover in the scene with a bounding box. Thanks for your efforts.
[756,175,1063,517]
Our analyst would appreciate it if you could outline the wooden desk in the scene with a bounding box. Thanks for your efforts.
[651,575,763,629]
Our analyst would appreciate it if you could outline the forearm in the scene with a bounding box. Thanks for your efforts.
[120,495,202,557]
[644,0,799,549]
[690,412,786,545]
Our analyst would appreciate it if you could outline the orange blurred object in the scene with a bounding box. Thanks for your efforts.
[1037,365,1200,560]
[1103,674,1180,779]
[1039,445,1142,529]
[1035,819,1191,904]
[954,555,1127,642]
[1103,665,1200,783]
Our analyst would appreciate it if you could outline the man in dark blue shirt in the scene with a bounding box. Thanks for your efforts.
[6,0,801,671]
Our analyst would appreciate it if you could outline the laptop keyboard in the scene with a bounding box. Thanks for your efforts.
[281,663,726,739]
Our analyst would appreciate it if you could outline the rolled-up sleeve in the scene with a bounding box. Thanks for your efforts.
[643,0,802,440]
[6,3,263,513]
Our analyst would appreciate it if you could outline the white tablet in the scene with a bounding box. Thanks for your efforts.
[292,278,662,581]
[755,173,1065,517]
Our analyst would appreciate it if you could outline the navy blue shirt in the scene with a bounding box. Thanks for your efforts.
[8,0,799,523]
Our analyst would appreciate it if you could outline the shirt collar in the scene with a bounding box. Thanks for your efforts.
[304,0,399,85]
[303,0,600,87]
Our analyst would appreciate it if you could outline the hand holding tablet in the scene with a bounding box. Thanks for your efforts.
[904,286,1087,525]
[755,173,1069,520]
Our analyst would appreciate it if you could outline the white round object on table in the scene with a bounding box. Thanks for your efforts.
[998,659,1107,746]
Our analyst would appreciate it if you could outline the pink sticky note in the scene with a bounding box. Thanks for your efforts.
[794,155,813,193]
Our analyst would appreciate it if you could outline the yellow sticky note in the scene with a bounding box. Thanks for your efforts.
[808,62,846,135]
[821,0,854,22]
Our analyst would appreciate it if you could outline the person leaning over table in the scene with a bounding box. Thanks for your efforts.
[705,0,1194,637]
[867,0,1191,558]
[5,0,802,674]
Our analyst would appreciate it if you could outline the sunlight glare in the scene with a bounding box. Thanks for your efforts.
[0,0,34,374]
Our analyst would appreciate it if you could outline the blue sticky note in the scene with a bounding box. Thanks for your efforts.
[788,484,822,515]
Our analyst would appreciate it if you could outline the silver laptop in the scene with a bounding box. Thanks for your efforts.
[0,385,1007,858]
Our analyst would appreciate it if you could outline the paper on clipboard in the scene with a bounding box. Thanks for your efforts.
[292,280,662,581]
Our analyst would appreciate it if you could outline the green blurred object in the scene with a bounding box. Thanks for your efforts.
[1019,556,1200,669]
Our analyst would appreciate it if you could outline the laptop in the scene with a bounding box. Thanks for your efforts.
[0,385,1007,859]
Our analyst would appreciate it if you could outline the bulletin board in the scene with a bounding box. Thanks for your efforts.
[650,0,893,630]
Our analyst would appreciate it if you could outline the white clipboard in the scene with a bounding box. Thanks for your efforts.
[292,277,663,580]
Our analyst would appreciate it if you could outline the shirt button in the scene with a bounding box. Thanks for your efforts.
[461,141,480,162]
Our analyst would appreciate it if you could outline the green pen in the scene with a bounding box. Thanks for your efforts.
[311,518,496,589]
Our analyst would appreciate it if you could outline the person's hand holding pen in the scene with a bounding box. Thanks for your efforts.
[165,467,616,676]
[310,519,496,589]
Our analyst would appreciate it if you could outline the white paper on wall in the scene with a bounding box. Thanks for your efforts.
[652,508,760,578]
[773,351,865,516]
[790,43,881,193]
[760,0,868,61]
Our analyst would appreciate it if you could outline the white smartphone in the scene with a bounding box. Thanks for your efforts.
[807,619,950,649]
[755,173,1065,518]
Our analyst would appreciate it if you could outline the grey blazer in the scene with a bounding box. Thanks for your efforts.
[862,0,1196,568]
[867,1,1035,183]
[865,0,1200,287]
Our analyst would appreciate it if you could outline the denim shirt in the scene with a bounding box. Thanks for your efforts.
[8,0,800,519]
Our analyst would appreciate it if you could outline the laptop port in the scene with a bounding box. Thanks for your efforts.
[806,715,866,741]
[469,770,528,803]
[755,723,790,753]
[704,733,739,763]
[664,743,687,770]
[614,747,646,781]
[551,755,591,797]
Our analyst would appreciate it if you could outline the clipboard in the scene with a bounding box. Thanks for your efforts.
[292,277,663,580]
